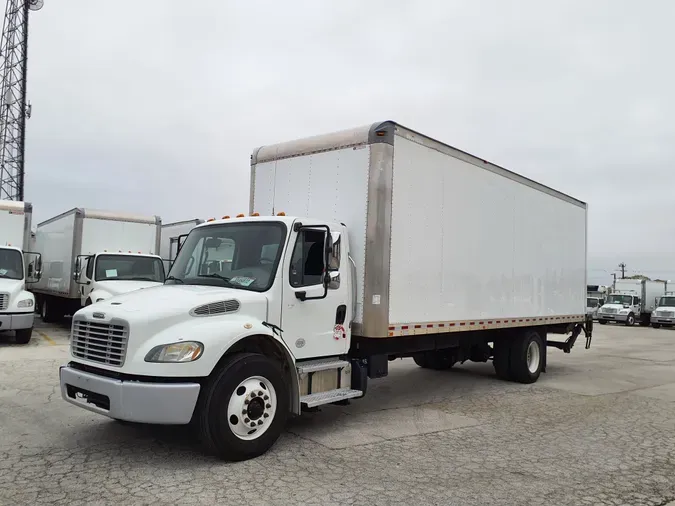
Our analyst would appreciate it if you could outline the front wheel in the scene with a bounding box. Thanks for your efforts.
[652,323,661,329]
[625,313,635,326]
[198,353,288,461]
[14,327,32,344]
[598,320,608,325]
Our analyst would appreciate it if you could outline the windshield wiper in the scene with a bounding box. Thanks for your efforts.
[165,275,184,284]
[197,273,232,285]
[129,277,160,282]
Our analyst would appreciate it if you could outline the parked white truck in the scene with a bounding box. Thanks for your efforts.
[59,121,591,461]
[650,292,675,328]
[0,200,41,344]
[160,219,204,272]
[597,279,666,326]
[31,208,165,321]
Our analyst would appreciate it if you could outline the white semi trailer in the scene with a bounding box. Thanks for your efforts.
[0,200,41,344]
[31,208,165,321]
[160,219,204,272]
[59,121,591,461]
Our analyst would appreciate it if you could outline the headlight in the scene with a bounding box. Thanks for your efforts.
[619,310,629,314]
[96,298,105,302]
[17,298,33,308]
[145,341,203,363]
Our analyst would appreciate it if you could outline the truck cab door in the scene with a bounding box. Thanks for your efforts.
[281,226,350,359]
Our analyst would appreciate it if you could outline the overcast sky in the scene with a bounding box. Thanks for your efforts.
[23,0,674,284]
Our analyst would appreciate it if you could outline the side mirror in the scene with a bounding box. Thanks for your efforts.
[327,271,340,290]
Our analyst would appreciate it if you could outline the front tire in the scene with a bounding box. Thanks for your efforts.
[625,313,635,326]
[198,353,288,461]
[598,320,608,325]
[14,327,32,344]
[652,323,661,329]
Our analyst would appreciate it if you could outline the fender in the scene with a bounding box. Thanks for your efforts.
[128,317,301,413]
[87,290,112,304]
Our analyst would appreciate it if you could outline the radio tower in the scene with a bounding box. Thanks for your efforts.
[0,0,43,201]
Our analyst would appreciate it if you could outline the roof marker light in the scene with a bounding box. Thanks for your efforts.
[207,218,215,222]
[222,215,230,219]
[276,212,286,216]
[251,212,260,217]
[236,213,245,218]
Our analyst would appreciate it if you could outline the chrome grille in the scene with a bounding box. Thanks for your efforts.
[190,299,240,317]
[657,310,674,318]
[602,307,618,314]
[71,318,129,367]
[0,292,7,310]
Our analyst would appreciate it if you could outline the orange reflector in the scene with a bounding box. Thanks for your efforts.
[207,218,215,222]
[222,215,230,219]
[276,212,286,216]
[251,212,260,217]
[236,213,245,218]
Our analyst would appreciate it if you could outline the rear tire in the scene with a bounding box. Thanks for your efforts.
[40,297,53,323]
[413,351,456,370]
[198,353,288,461]
[493,338,513,380]
[509,330,544,384]
[14,327,32,344]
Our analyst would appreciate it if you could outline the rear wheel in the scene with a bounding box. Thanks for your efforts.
[198,353,288,461]
[509,330,544,384]
[413,351,456,370]
[14,327,32,344]
[40,297,53,323]
[493,338,513,380]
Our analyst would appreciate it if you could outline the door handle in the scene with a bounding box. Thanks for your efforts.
[335,304,347,325]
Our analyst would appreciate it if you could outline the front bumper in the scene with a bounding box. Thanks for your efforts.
[0,311,34,331]
[651,316,675,324]
[59,364,201,424]
[598,313,629,322]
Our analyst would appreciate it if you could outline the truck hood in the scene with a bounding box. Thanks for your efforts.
[601,304,631,311]
[655,306,675,312]
[95,280,164,296]
[78,284,268,327]
[0,278,24,302]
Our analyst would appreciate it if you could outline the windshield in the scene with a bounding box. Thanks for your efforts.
[587,298,599,307]
[658,296,675,307]
[95,254,165,282]
[606,294,633,305]
[167,222,287,292]
[0,248,23,280]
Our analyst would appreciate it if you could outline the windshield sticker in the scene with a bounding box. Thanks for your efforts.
[230,276,255,287]
[105,269,118,278]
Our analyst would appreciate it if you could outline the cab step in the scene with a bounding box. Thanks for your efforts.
[300,388,363,408]
[296,357,349,374]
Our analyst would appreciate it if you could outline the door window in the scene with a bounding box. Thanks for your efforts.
[289,230,325,287]
[85,256,94,280]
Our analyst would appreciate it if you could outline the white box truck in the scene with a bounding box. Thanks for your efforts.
[651,292,675,328]
[32,208,165,321]
[59,121,591,461]
[597,278,666,326]
[0,200,41,344]
[160,219,204,272]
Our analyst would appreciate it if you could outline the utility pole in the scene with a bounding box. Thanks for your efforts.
[618,263,626,279]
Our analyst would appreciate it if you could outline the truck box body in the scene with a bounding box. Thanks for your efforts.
[0,200,32,251]
[160,219,204,270]
[32,208,161,299]
[251,121,587,339]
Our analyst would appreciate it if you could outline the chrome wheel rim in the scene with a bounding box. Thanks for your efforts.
[526,341,540,374]
[227,376,277,440]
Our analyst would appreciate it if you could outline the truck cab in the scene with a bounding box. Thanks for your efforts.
[597,293,641,326]
[650,293,675,328]
[0,245,41,343]
[73,252,166,306]
[586,296,604,320]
